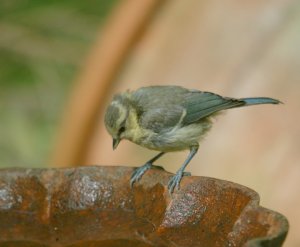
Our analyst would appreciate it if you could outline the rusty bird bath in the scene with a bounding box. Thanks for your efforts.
[0,166,288,247]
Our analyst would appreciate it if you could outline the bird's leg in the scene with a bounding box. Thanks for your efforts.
[130,152,165,188]
[168,145,199,194]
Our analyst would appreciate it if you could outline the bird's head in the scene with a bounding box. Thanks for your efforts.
[104,93,132,150]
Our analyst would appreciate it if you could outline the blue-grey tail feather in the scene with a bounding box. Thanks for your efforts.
[241,97,282,106]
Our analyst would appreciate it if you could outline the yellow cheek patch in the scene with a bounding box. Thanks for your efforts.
[124,110,152,143]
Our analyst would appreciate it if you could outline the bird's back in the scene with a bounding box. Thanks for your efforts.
[132,85,189,109]
[131,86,242,129]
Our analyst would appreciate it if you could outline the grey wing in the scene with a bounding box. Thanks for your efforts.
[182,91,244,125]
[139,106,184,133]
[132,86,188,133]
[132,85,189,109]
[132,86,244,129]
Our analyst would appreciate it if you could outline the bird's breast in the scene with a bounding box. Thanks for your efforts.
[136,120,212,152]
[124,108,212,152]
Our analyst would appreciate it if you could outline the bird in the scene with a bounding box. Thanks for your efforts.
[104,85,281,194]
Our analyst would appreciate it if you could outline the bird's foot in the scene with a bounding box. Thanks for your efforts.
[167,171,191,194]
[130,163,157,188]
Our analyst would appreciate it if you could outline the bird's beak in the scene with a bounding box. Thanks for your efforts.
[113,138,120,150]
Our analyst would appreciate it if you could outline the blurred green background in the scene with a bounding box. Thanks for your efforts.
[0,0,118,167]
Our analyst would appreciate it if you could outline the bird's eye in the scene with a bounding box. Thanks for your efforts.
[118,126,125,135]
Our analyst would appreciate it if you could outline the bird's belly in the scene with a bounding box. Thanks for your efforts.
[139,122,212,152]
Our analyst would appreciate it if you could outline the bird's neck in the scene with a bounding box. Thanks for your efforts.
[124,109,152,144]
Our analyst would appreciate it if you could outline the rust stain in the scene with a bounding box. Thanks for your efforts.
[0,166,288,247]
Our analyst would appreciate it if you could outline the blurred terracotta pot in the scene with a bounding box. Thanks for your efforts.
[0,166,288,247]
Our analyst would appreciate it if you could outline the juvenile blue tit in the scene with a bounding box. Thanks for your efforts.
[104,85,281,193]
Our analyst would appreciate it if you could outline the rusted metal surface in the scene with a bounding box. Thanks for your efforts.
[0,166,288,247]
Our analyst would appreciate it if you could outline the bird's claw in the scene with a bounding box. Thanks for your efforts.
[130,163,152,188]
[167,171,190,194]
